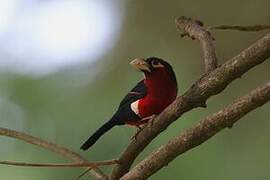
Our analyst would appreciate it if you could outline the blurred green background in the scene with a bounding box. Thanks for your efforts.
[0,0,269,180]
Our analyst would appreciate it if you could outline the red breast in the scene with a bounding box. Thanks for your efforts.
[138,68,177,118]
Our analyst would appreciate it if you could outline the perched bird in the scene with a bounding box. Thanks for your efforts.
[80,57,178,150]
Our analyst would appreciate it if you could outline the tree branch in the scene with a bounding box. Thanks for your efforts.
[0,160,118,168]
[207,25,270,32]
[110,33,270,180]
[76,168,93,180]
[0,127,109,180]
[176,16,218,72]
[121,81,270,179]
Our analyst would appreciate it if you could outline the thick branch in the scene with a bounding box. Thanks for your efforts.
[176,16,218,72]
[122,81,270,179]
[0,127,107,180]
[110,34,270,180]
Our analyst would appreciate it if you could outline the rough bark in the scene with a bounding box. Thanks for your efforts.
[121,81,270,179]
[111,33,270,180]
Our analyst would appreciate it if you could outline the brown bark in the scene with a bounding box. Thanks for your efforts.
[121,81,270,179]
[176,16,218,72]
[0,127,110,180]
[111,31,270,180]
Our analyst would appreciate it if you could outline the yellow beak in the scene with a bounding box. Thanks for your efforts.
[129,58,151,72]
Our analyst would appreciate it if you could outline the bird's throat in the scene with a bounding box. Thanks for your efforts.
[138,71,177,118]
[144,70,177,98]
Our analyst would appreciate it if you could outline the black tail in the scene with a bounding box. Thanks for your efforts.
[80,118,118,150]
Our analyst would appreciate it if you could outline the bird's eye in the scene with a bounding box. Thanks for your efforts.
[151,60,164,68]
[151,60,159,66]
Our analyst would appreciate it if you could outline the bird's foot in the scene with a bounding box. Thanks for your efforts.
[130,115,157,141]
[131,125,143,141]
[147,114,157,126]
[139,114,157,126]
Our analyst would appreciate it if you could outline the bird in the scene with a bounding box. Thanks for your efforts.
[80,57,178,150]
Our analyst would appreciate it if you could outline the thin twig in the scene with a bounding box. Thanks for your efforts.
[110,33,270,180]
[76,168,92,180]
[0,127,107,180]
[121,81,270,179]
[0,159,119,168]
[175,16,218,72]
[207,25,270,32]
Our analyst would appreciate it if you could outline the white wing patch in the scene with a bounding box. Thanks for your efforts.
[130,100,139,115]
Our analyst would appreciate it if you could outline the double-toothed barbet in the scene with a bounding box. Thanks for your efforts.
[80,57,178,150]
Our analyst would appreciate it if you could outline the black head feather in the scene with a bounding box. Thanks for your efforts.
[145,57,177,84]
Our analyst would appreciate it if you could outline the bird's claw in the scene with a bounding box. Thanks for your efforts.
[131,114,157,141]
[131,126,143,141]
[148,114,157,126]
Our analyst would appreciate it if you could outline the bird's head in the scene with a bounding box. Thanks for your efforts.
[130,57,177,84]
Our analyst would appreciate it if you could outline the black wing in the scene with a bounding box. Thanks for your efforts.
[118,80,147,108]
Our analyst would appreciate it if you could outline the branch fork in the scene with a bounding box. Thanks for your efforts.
[176,16,218,73]
[1,16,270,180]
[111,18,270,180]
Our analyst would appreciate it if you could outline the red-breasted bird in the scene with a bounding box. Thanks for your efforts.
[80,57,177,150]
